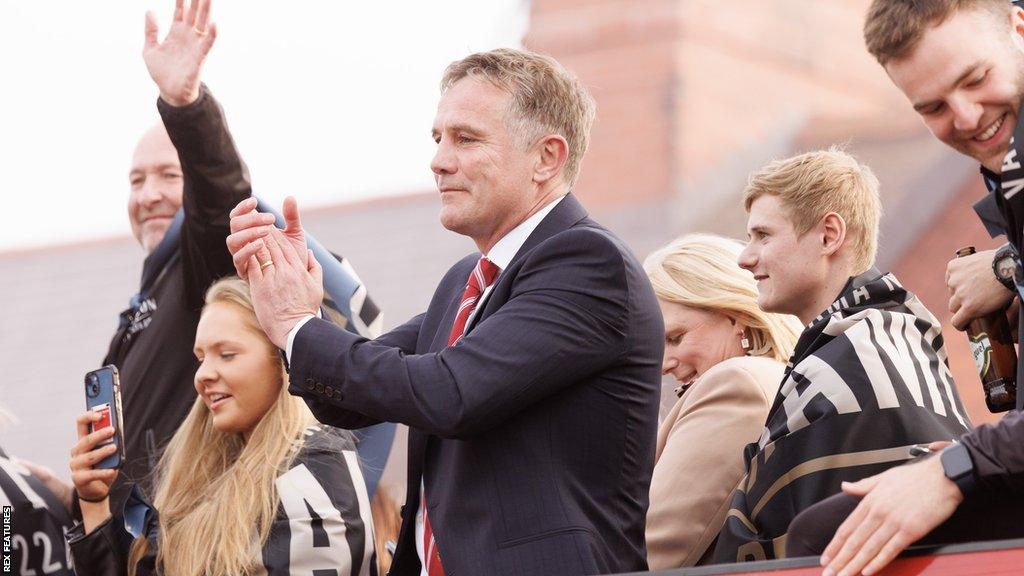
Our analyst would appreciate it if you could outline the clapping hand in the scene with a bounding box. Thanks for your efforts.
[226,197,311,280]
[143,0,217,107]
[226,197,323,349]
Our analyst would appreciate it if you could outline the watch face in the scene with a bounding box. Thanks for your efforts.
[941,443,975,492]
[996,255,1017,280]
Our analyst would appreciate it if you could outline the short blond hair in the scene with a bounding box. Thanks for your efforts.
[743,148,882,274]
[864,0,1012,65]
[441,48,597,186]
[644,234,802,363]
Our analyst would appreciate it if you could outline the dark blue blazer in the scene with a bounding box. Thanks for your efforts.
[289,194,663,575]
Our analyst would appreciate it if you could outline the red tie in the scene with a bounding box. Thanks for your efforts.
[423,257,500,575]
[447,257,501,346]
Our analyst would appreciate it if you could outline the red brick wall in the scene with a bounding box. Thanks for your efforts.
[526,0,681,207]
[525,0,916,212]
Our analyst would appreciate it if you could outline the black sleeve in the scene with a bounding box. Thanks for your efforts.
[972,193,1009,239]
[67,517,157,576]
[157,84,253,311]
[374,312,425,354]
[68,485,159,576]
[960,409,1024,493]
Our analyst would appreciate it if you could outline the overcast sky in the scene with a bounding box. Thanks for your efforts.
[0,1,527,251]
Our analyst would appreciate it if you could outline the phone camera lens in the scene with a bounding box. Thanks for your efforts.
[86,375,100,397]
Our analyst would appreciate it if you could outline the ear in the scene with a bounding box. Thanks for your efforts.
[726,315,745,335]
[1012,6,1024,41]
[820,212,847,258]
[533,134,569,185]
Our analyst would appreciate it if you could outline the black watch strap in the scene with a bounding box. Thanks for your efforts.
[940,443,976,497]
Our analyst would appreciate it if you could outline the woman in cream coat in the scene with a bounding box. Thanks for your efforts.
[643,234,802,568]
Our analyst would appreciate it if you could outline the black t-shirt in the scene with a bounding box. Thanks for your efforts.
[106,257,205,490]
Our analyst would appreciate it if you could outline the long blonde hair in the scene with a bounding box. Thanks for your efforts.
[644,233,802,362]
[129,277,314,576]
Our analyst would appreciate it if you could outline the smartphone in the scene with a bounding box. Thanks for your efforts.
[84,365,125,470]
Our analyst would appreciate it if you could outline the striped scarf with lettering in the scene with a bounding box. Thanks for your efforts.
[714,269,971,563]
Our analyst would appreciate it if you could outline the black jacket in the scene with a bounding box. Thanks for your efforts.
[961,409,1024,493]
[104,85,251,492]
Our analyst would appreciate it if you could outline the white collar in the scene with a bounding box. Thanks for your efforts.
[485,194,566,270]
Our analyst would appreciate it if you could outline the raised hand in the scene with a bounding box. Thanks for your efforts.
[143,0,217,107]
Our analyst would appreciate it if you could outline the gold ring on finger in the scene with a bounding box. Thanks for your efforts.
[260,260,274,271]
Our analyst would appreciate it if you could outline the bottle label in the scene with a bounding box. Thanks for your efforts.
[969,332,993,378]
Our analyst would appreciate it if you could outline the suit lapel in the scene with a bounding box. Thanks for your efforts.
[463,193,589,334]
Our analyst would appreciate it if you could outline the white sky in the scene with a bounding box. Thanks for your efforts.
[0,1,528,251]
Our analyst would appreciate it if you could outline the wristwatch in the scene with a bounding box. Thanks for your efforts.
[992,243,1019,293]
[940,442,977,497]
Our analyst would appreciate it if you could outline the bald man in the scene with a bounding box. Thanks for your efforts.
[103,0,252,489]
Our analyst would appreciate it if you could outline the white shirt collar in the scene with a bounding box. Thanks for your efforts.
[485,194,566,270]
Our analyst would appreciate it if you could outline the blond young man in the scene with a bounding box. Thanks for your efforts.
[712,149,970,563]
[787,3,1024,575]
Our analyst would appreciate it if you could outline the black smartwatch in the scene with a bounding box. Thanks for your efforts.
[940,442,976,497]
[992,243,1019,293]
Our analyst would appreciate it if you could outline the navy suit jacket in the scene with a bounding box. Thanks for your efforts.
[289,194,663,575]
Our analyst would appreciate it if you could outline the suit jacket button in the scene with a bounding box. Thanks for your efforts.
[315,383,325,393]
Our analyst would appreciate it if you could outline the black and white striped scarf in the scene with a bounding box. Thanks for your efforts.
[714,269,971,562]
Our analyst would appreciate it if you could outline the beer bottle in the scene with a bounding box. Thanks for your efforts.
[956,246,1018,412]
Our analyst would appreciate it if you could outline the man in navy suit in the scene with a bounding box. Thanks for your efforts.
[226,48,663,575]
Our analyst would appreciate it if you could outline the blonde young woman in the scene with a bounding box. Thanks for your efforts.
[643,234,802,568]
[67,278,376,576]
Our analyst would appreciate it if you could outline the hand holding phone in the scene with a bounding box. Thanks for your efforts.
[69,411,120,504]
[71,366,125,506]
[82,366,125,470]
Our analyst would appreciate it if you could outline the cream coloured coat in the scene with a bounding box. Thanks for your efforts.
[645,355,785,569]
